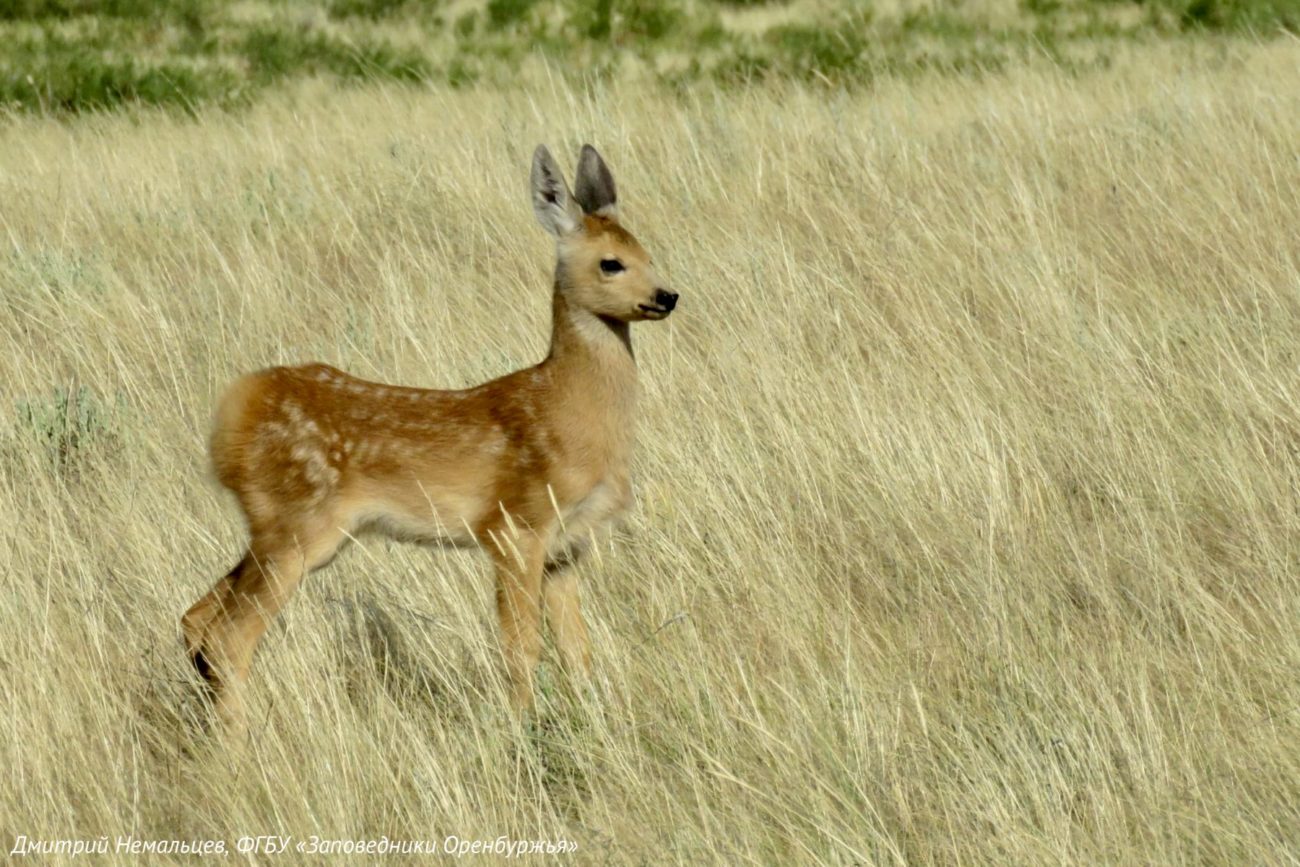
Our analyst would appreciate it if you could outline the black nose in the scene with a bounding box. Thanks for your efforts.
[654,289,678,311]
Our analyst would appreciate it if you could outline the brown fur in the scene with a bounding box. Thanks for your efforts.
[181,145,676,728]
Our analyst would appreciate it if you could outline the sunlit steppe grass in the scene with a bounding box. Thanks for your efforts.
[1,37,1299,864]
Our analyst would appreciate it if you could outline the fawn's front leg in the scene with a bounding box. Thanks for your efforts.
[489,529,549,713]
[543,551,592,680]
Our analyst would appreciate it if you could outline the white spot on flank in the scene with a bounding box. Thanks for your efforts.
[287,440,340,492]
[262,420,291,440]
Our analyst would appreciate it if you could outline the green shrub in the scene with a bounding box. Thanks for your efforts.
[568,0,685,42]
[445,56,479,87]
[13,386,123,476]
[767,23,869,80]
[711,51,772,84]
[239,27,431,84]
[622,0,683,41]
[0,37,235,112]
[486,0,539,30]
[1173,0,1299,30]
[327,0,441,21]
[0,0,210,23]
[1021,0,1064,16]
[572,0,613,39]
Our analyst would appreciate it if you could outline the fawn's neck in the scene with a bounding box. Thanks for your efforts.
[543,288,639,459]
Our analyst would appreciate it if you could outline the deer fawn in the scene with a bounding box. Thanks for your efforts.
[181,144,677,728]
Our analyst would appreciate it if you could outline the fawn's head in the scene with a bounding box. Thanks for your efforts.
[531,144,677,322]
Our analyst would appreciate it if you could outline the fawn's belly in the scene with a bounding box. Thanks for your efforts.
[344,471,490,546]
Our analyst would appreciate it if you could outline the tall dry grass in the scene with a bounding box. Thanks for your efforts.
[2,40,1299,864]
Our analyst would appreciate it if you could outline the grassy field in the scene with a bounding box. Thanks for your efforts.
[2,5,1300,865]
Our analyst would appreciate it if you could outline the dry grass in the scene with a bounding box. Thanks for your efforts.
[2,40,1299,864]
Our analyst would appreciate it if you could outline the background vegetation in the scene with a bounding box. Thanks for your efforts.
[0,0,1296,112]
[2,1,1298,864]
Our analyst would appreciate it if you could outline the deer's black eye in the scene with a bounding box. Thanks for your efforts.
[600,258,625,274]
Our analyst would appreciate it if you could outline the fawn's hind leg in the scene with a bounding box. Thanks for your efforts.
[181,555,248,671]
[185,525,344,728]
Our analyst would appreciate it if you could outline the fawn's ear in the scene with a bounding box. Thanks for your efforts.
[531,145,583,236]
[574,144,617,217]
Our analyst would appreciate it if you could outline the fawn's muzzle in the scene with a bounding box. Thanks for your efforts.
[653,290,678,311]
